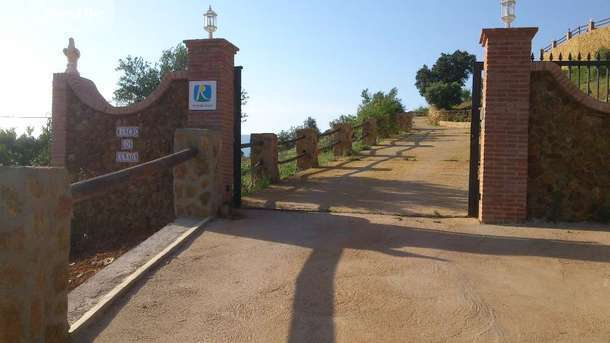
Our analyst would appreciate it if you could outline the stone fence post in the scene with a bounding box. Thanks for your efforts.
[296,128,318,170]
[362,118,378,146]
[1,167,72,343]
[173,129,221,219]
[250,133,279,183]
[332,123,353,156]
[396,113,414,131]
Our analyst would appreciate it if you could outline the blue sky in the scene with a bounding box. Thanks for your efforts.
[1,0,609,134]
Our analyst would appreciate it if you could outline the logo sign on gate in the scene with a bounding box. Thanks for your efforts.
[189,81,217,111]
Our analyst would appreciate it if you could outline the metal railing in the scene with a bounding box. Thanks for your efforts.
[319,140,341,152]
[240,141,263,149]
[279,135,306,147]
[539,52,610,103]
[278,152,307,165]
[71,148,197,203]
[542,17,610,53]
[318,127,341,138]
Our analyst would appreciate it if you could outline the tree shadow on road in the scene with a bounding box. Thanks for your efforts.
[209,210,610,343]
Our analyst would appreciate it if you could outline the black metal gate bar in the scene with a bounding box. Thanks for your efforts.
[468,61,483,218]
[233,66,243,208]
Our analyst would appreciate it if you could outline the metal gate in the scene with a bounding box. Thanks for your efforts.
[233,66,243,208]
[467,61,483,217]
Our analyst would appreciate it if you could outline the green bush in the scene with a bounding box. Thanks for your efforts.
[356,88,405,138]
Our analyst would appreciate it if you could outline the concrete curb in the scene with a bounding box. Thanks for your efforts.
[68,217,211,338]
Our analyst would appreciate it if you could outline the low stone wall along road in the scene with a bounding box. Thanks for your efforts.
[243,117,471,218]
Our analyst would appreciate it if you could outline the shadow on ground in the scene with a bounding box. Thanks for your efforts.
[243,127,471,218]
[77,210,610,342]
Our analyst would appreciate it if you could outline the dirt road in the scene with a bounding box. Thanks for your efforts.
[78,210,610,342]
[243,117,471,217]
[76,118,610,342]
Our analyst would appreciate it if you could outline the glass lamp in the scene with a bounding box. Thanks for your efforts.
[501,0,516,28]
[205,6,218,39]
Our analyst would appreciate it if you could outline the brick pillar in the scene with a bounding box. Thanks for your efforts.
[250,134,279,183]
[51,74,69,167]
[479,28,538,224]
[332,124,353,156]
[0,167,72,343]
[184,39,239,204]
[296,128,318,170]
[173,129,221,218]
[362,118,377,146]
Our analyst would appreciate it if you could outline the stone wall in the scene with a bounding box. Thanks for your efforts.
[52,72,188,249]
[528,65,610,223]
[544,24,610,60]
[1,167,72,342]
[174,129,221,218]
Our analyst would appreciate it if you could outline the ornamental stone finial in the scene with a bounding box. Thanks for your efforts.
[63,37,80,75]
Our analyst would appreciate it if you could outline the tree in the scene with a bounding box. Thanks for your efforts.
[423,82,463,110]
[415,65,434,97]
[302,116,320,136]
[114,43,249,121]
[430,51,476,86]
[329,114,357,128]
[113,56,160,104]
[356,88,405,137]
[0,119,51,166]
[415,50,476,109]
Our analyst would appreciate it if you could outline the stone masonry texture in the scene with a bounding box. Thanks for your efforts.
[396,112,414,131]
[296,128,318,170]
[362,118,378,146]
[250,134,279,183]
[332,123,353,156]
[0,167,72,343]
[184,39,239,204]
[173,129,221,218]
[51,74,188,251]
[528,71,610,223]
[478,28,538,224]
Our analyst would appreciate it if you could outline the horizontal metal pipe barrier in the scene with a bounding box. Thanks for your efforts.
[318,128,341,138]
[319,140,340,152]
[71,148,198,203]
[240,141,264,149]
[279,135,306,146]
[278,152,307,165]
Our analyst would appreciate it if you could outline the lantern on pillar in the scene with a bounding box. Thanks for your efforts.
[501,0,516,28]
[204,5,218,39]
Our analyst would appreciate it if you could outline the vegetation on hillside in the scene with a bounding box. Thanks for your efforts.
[561,47,610,102]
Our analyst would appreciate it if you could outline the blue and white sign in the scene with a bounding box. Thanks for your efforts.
[189,81,217,111]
